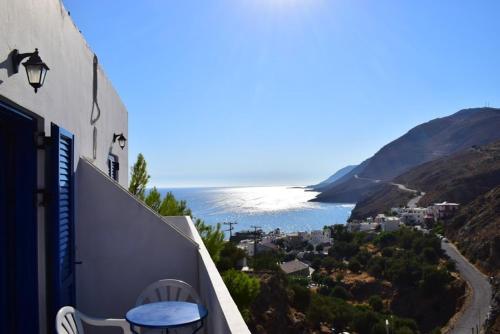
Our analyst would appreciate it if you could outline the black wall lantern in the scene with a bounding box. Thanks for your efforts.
[113,133,127,150]
[12,48,50,93]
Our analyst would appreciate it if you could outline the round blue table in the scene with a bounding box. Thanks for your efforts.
[126,301,208,334]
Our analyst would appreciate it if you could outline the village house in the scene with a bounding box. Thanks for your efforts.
[280,259,311,278]
[431,201,460,220]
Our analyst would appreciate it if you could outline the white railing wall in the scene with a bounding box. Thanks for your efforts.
[76,158,250,333]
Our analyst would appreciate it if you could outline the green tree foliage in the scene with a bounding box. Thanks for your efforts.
[217,241,247,272]
[158,192,192,216]
[348,259,362,273]
[195,219,225,263]
[395,326,414,334]
[351,308,380,334]
[368,295,384,312]
[422,247,439,264]
[222,270,260,315]
[322,257,338,272]
[420,267,452,295]
[128,153,150,200]
[367,256,385,278]
[252,251,280,271]
[386,254,422,287]
[144,187,162,212]
[307,294,352,330]
[128,154,225,264]
[330,286,351,300]
[329,241,359,260]
[290,284,311,311]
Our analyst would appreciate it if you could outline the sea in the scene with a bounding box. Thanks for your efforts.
[157,186,353,235]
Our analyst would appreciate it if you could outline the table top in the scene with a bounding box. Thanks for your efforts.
[126,301,208,329]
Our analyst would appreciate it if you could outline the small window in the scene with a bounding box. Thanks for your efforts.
[107,154,119,181]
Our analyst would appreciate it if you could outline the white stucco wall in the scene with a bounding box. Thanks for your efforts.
[0,0,128,185]
[77,159,250,333]
[76,159,199,319]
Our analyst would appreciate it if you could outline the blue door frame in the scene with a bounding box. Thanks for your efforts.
[0,101,39,334]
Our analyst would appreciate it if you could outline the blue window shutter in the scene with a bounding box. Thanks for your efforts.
[49,123,75,320]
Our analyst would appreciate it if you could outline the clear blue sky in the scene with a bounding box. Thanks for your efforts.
[64,0,500,187]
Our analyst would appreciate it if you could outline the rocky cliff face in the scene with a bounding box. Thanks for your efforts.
[314,108,500,203]
[349,139,500,221]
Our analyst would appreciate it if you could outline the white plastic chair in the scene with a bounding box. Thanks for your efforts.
[135,279,201,306]
[135,279,203,334]
[56,306,131,334]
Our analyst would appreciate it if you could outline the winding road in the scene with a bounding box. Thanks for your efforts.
[354,175,492,331]
[353,174,424,207]
[442,241,492,333]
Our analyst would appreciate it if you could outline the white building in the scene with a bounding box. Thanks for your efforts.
[310,229,332,246]
[1,1,248,333]
[394,207,429,225]
[347,221,379,233]
[381,217,401,232]
[237,239,256,257]
[431,202,460,220]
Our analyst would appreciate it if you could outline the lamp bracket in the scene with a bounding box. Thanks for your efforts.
[12,49,37,73]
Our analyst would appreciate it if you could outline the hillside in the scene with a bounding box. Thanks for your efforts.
[446,186,500,275]
[350,140,500,220]
[310,165,357,190]
[314,108,500,203]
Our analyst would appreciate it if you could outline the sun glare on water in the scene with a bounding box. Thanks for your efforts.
[208,186,325,214]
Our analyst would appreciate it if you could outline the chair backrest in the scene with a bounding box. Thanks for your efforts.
[56,306,84,334]
[135,279,201,306]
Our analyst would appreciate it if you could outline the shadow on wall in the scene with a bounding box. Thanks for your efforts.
[0,50,19,85]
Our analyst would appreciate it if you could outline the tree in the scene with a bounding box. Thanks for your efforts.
[128,154,224,265]
[420,267,451,295]
[145,187,162,212]
[290,284,311,311]
[195,219,225,263]
[222,270,260,315]
[368,295,384,312]
[252,251,280,271]
[158,192,192,216]
[322,257,338,272]
[395,327,414,334]
[315,244,324,252]
[331,286,351,300]
[422,247,438,264]
[348,259,361,273]
[217,241,247,272]
[129,153,150,200]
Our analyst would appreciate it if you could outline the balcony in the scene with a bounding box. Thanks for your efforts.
[75,158,250,333]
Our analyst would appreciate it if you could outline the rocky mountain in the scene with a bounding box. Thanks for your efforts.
[314,108,500,203]
[350,139,500,220]
[310,165,357,190]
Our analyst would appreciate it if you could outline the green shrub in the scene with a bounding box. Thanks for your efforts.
[290,284,311,311]
[331,286,351,300]
[368,295,384,312]
[420,267,452,295]
[222,269,260,312]
[348,259,362,273]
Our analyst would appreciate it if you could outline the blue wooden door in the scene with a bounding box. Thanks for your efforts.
[0,102,38,333]
[48,123,76,325]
